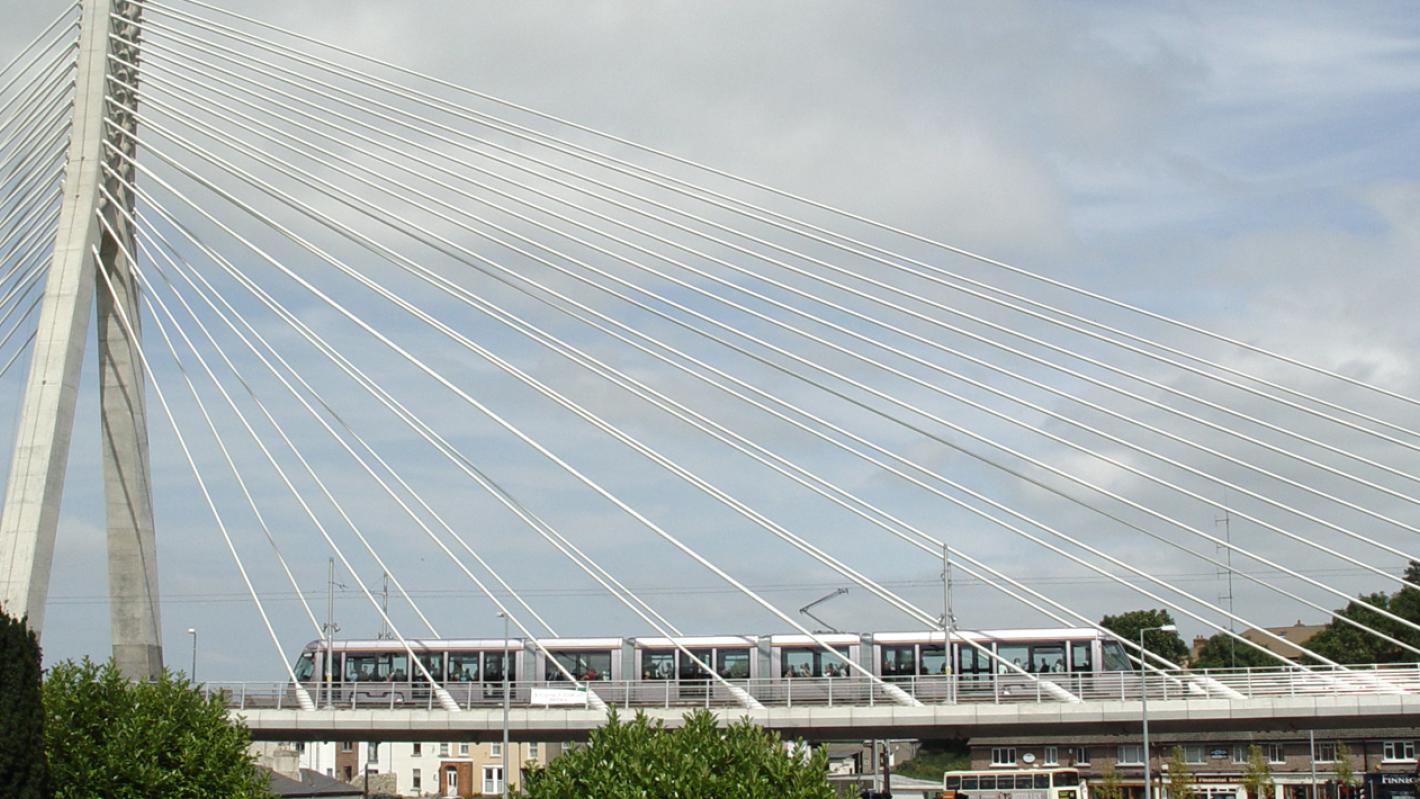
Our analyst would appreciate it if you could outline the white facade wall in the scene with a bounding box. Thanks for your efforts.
[284,739,551,797]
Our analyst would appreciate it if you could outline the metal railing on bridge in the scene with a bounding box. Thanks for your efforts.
[207,664,1420,712]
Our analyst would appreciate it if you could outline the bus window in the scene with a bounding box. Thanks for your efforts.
[1070,641,1092,672]
[881,645,916,677]
[998,643,1029,673]
[1056,771,1079,786]
[717,649,750,679]
[1032,643,1066,673]
[920,645,947,676]
[293,652,315,681]
[1101,641,1132,671]
[978,775,996,790]
[644,651,674,680]
[962,776,978,791]
[946,776,962,791]
[447,653,480,682]
[1034,773,1050,789]
[678,649,713,681]
[483,651,514,682]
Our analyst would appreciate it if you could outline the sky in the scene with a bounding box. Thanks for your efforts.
[1,1,1419,681]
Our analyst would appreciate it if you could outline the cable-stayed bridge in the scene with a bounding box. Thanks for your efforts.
[1,1,1419,740]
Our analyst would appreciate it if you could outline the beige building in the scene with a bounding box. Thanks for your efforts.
[1191,620,1326,662]
[252,739,567,797]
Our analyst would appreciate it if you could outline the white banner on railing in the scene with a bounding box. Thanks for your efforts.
[531,687,588,707]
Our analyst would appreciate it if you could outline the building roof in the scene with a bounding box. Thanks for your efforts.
[263,767,363,799]
[1240,621,1327,658]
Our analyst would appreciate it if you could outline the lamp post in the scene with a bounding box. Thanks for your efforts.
[186,627,197,683]
[499,611,510,797]
[1139,623,1177,799]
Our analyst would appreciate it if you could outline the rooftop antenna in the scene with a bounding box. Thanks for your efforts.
[799,587,849,633]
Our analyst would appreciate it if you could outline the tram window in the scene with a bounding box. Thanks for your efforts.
[783,647,851,678]
[343,653,407,681]
[1035,774,1051,789]
[920,645,947,676]
[483,651,514,682]
[1101,641,1132,671]
[962,776,979,791]
[717,649,750,679]
[447,653,480,682]
[1056,772,1079,787]
[998,643,1029,673]
[644,651,674,680]
[1032,643,1066,673]
[293,653,315,681]
[416,653,444,682]
[881,645,916,677]
[550,651,611,681]
[1071,642,1092,672]
[678,650,713,680]
[946,776,962,791]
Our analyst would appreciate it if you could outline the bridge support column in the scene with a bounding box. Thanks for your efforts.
[0,0,160,680]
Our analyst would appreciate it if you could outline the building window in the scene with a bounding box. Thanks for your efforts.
[1233,746,1249,764]
[340,741,353,753]
[1315,743,1337,763]
[296,742,305,755]
[1118,745,1144,765]
[1072,747,1090,766]
[528,742,540,760]
[1266,744,1285,764]
[483,766,504,795]
[411,743,421,757]
[1184,745,1205,764]
[1043,746,1059,766]
[459,742,470,756]
[411,768,421,792]
[439,742,449,757]
[490,741,503,758]
[991,748,1017,767]
[1384,741,1416,762]
[367,743,378,763]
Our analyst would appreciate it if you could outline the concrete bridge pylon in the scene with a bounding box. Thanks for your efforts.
[0,0,161,680]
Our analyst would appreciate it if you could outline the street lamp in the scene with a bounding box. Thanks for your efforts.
[499,611,510,798]
[186,627,198,683]
[1140,624,1177,799]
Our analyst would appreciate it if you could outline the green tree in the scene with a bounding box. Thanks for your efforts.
[1,610,49,799]
[1093,767,1123,799]
[519,709,833,799]
[1307,562,1420,664]
[1189,632,1277,670]
[1101,609,1189,666]
[1167,747,1194,799]
[1332,743,1358,798]
[43,658,272,799]
[1241,745,1273,799]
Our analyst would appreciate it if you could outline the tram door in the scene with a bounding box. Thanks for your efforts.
[957,645,992,683]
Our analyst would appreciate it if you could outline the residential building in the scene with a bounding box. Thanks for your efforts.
[1192,621,1326,662]
[253,739,564,797]
[966,730,1420,799]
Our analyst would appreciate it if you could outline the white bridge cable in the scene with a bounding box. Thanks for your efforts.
[151,0,1420,418]
[0,98,76,194]
[0,158,68,247]
[102,105,1357,679]
[127,5,1420,461]
[103,134,926,709]
[108,65,1420,621]
[0,61,78,165]
[0,17,79,128]
[0,3,78,88]
[132,228,759,710]
[136,207,692,646]
[93,200,323,639]
[92,197,464,714]
[113,113,1095,701]
[110,166,661,710]
[86,239,315,712]
[115,37,1420,570]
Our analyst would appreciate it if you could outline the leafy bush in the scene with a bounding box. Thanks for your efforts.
[0,609,48,799]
